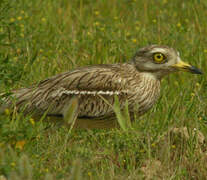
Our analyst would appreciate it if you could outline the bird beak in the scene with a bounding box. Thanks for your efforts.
[171,60,203,74]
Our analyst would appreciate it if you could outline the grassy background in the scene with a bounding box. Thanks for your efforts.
[0,0,207,179]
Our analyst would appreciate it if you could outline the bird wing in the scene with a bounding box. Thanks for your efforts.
[12,64,132,118]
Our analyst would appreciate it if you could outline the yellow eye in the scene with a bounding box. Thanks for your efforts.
[153,53,165,63]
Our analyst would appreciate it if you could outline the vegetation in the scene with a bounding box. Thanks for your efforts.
[0,0,207,179]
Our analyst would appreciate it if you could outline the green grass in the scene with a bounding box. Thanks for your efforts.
[0,0,207,179]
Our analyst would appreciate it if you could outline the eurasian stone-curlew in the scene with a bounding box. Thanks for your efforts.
[1,45,202,128]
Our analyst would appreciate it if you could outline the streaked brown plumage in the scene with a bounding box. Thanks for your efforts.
[1,45,202,128]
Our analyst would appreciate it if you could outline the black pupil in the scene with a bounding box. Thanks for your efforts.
[157,55,162,59]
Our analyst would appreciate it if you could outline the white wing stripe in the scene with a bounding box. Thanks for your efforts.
[51,87,129,97]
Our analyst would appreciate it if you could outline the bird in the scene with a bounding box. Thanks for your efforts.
[0,45,202,128]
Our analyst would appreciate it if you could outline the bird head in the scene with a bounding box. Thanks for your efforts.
[132,45,202,79]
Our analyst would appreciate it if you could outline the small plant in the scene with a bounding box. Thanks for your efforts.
[113,96,131,131]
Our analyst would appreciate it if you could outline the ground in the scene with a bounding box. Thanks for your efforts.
[0,0,207,179]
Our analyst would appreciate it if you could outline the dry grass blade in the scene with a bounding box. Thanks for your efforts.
[69,160,82,180]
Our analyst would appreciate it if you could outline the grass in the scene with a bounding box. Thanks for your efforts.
[0,0,207,179]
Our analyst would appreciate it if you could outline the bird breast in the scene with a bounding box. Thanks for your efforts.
[127,72,161,115]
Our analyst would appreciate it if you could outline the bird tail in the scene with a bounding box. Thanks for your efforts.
[0,87,32,114]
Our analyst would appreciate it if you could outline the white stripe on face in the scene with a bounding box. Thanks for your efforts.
[150,48,168,54]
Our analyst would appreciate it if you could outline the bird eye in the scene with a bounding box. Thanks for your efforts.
[153,53,166,63]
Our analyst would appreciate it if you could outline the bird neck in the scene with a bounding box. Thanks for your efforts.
[139,72,159,81]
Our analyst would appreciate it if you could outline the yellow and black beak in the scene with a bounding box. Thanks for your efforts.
[171,60,203,74]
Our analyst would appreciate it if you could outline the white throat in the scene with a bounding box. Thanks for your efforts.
[141,72,158,81]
